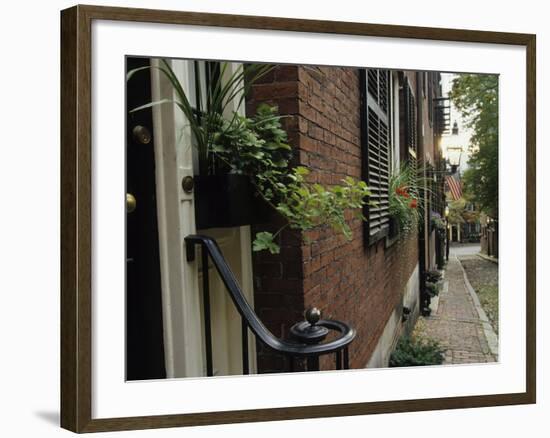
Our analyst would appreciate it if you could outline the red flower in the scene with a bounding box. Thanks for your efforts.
[396,186,410,198]
[409,199,418,208]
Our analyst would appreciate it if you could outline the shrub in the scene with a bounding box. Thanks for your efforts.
[425,281,440,297]
[431,211,446,231]
[425,269,442,282]
[389,336,445,367]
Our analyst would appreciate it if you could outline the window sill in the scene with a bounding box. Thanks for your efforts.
[385,233,400,248]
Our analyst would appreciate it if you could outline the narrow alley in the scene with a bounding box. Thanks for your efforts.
[416,244,498,364]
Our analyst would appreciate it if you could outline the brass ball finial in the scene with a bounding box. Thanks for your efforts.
[305,307,321,325]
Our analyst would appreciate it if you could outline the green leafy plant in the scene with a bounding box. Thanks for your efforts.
[389,164,421,234]
[389,336,445,367]
[205,103,293,178]
[425,269,443,283]
[128,60,275,176]
[388,163,437,236]
[253,166,371,253]
[431,211,446,231]
[128,60,372,253]
[425,281,440,297]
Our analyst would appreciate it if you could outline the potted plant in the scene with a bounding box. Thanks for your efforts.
[128,60,372,253]
[191,103,291,229]
[425,269,443,283]
[128,61,280,229]
[388,164,421,237]
[425,281,440,298]
[431,211,446,234]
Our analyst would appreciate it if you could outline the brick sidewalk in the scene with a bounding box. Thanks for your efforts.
[417,255,497,364]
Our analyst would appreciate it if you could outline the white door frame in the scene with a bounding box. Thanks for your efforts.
[151,59,203,378]
[151,59,256,378]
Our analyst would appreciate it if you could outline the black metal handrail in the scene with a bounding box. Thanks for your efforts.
[185,234,356,376]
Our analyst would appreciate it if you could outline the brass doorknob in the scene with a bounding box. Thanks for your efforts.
[181,176,194,194]
[126,193,137,213]
[132,125,152,144]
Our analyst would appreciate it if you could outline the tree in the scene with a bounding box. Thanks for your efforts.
[449,74,498,218]
[447,197,466,225]
[446,196,480,225]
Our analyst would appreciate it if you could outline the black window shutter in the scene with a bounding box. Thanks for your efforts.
[361,69,391,246]
[400,78,421,210]
[427,72,434,126]
[402,79,418,173]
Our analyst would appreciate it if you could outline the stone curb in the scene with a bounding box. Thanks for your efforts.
[477,253,499,265]
[456,256,499,358]
[429,280,446,315]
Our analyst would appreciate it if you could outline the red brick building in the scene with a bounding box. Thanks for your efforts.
[247,65,445,372]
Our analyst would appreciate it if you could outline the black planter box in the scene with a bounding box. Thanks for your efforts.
[389,217,400,238]
[194,174,271,230]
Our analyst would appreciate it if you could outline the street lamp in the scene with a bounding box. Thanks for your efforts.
[444,121,463,174]
[446,148,462,174]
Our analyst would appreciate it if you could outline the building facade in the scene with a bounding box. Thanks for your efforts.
[246,65,445,372]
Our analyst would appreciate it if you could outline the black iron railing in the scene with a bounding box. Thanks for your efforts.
[185,234,356,376]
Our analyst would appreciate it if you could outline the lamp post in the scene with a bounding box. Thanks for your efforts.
[443,121,463,257]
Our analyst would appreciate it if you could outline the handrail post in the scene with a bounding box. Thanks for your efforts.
[186,238,196,262]
[290,308,329,372]
[242,319,249,375]
[185,235,356,376]
[201,243,213,377]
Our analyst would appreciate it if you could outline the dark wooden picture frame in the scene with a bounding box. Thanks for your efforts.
[61,4,536,433]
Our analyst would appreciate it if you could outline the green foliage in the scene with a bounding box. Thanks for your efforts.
[389,163,434,234]
[425,269,443,283]
[389,336,445,367]
[446,197,479,225]
[431,212,446,231]
[128,60,275,175]
[128,61,372,253]
[255,167,372,254]
[207,103,293,178]
[447,197,466,224]
[252,231,281,254]
[449,74,498,218]
[425,281,440,297]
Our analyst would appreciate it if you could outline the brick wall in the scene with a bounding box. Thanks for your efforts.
[247,66,305,373]
[247,65,419,372]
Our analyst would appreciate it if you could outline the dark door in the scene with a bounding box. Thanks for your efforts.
[126,57,166,380]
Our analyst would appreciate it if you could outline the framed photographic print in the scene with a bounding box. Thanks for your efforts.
[60,4,536,433]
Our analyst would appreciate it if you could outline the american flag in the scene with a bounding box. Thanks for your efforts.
[446,175,463,200]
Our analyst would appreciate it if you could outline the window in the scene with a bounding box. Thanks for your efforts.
[401,77,418,169]
[427,72,434,127]
[360,68,391,245]
[391,72,401,169]
[398,76,419,212]
[422,72,427,98]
